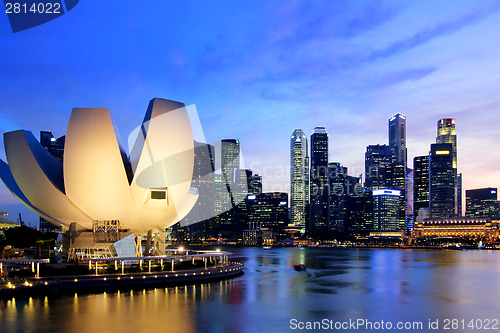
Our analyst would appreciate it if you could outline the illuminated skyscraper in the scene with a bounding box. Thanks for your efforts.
[221,139,240,185]
[413,155,429,222]
[290,129,309,234]
[328,162,361,233]
[429,143,455,218]
[310,127,329,235]
[39,130,65,233]
[373,189,401,231]
[364,144,392,190]
[436,118,457,168]
[345,191,373,237]
[180,141,215,240]
[436,118,458,215]
[389,113,408,232]
[457,173,463,216]
[389,113,406,165]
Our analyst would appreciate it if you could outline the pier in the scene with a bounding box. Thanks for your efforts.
[0,250,243,299]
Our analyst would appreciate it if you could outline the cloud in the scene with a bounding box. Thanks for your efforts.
[371,1,500,59]
[367,66,438,87]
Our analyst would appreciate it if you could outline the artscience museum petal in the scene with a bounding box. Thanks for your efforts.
[0,98,199,236]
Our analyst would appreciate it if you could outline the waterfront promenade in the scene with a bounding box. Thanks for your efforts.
[0,251,244,299]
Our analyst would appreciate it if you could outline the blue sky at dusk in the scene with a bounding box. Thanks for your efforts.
[1,0,500,224]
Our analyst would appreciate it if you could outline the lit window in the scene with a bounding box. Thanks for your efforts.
[151,190,166,200]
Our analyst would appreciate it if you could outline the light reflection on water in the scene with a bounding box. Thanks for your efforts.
[2,248,500,332]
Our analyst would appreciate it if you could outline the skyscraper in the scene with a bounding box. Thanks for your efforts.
[364,144,393,190]
[213,139,243,241]
[436,118,457,168]
[406,169,414,233]
[388,113,407,232]
[221,139,240,186]
[310,127,329,235]
[413,155,429,222]
[389,113,406,165]
[290,129,309,234]
[328,162,361,233]
[429,143,455,218]
[345,191,373,237]
[181,141,215,240]
[436,118,459,215]
[457,173,463,216]
[373,189,401,231]
[39,131,65,233]
[365,144,405,232]
[328,162,347,233]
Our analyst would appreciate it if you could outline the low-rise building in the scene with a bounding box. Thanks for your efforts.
[413,217,499,239]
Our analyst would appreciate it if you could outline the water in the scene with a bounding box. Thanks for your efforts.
[2,247,500,332]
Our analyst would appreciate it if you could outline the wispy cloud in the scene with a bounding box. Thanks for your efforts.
[367,67,438,87]
[371,1,500,59]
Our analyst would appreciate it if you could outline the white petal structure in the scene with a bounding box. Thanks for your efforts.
[0,98,199,233]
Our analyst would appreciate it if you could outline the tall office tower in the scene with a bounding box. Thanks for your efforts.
[389,113,407,165]
[406,169,414,233]
[436,118,457,168]
[232,168,254,236]
[389,113,407,231]
[386,162,406,231]
[345,191,373,237]
[413,156,429,222]
[328,162,347,233]
[457,173,463,216]
[309,127,329,235]
[233,168,252,203]
[465,188,500,219]
[373,189,401,231]
[39,131,65,233]
[182,141,215,240]
[328,162,361,233]
[429,143,455,218]
[221,139,240,186]
[213,174,232,239]
[436,118,458,215]
[364,144,393,190]
[290,129,309,234]
[220,139,242,238]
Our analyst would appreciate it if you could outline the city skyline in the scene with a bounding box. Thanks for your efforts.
[2,1,500,223]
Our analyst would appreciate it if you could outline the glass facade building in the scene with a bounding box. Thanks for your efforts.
[345,191,373,237]
[429,143,455,218]
[466,187,500,219]
[290,129,309,234]
[39,130,65,233]
[309,127,329,235]
[389,113,406,165]
[436,118,457,169]
[413,155,429,222]
[373,189,401,231]
[364,144,393,191]
[436,118,459,216]
[221,139,240,186]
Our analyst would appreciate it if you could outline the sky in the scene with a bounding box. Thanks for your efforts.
[1,0,500,225]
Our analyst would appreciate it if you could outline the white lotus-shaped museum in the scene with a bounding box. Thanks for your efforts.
[0,98,199,234]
